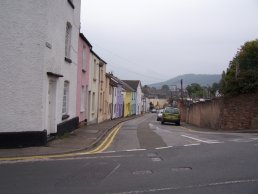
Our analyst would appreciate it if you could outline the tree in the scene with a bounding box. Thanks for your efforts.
[142,85,150,95]
[149,102,154,110]
[161,85,169,91]
[186,83,204,98]
[210,82,221,97]
[220,39,258,95]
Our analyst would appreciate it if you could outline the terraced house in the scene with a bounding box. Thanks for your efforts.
[106,73,121,119]
[76,33,92,126]
[0,0,147,147]
[0,0,81,146]
[88,51,106,124]
[121,81,135,117]
[122,80,143,115]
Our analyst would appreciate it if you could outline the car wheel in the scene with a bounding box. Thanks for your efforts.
[176,121,180,126]
[161,121,164,124]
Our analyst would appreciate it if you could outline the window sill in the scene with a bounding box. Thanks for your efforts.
[47,72,63,78]
[67,0,75,9]
[62,114,70,120]
[65,57,72,63]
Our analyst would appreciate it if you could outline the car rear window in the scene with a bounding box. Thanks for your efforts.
[173,108,180,114]
[164,107,180,114]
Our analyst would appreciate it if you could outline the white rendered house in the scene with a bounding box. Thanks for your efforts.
[0,0,81,146]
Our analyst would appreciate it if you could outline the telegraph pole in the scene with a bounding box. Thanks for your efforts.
[180,79,183,100]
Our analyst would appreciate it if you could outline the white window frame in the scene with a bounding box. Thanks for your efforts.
[93,59,97,80]
[80,86,85,112]
[65,22,72,58]
[92,92,95,112]
[62,81,69,115]
[82,46,87,71]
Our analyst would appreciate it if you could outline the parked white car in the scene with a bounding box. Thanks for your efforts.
[156,109,164,121]
[151,108,157,113]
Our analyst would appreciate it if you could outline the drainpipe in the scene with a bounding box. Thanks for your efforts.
[97,62,103,123]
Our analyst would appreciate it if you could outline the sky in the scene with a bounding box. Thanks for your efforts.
[80,0,258,85]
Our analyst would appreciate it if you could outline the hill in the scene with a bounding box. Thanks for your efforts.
[149,74,221,89]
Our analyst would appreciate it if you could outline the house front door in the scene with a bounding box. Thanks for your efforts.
[47,78,57,134]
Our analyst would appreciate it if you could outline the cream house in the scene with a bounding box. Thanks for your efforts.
[87,50,107,124]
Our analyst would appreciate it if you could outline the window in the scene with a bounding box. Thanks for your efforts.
[81,86,85,112]
[65,22,72,60]
[109,85,112,95]
[82,46,86,71]
[100,93,102,112]
[100,68,103,82]
[103,92,106,113]
[62,81,69,115]
[92,92,95,111]
[93,59,97,81]
[109,104,112,115]
[114,104,117,114]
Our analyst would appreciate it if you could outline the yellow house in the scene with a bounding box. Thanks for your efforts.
[121,81,134,117]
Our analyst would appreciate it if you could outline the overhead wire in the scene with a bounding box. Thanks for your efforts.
[92,42,170,81]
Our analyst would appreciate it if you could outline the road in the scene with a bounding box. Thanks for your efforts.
[1,114,258,194]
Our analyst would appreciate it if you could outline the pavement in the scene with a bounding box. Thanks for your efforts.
[1,114,257,159]
[0,116,138,158]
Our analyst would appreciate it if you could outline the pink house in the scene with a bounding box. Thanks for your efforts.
[76,33,92,125]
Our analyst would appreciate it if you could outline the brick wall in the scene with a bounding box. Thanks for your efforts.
[220,92,258,130]
[180,92,258,130]
[184,99,221,128]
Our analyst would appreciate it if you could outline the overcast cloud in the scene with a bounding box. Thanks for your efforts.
[80,0,258,85]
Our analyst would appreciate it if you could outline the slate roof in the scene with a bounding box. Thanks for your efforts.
[120,80,135,92]
[106,73,124,86]
[79,33,93,48]
[122,80,141,91]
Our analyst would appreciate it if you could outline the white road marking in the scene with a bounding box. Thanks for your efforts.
[181,135,223,144]
[151,158,162,162]
[155,146,173,150]
[184,143,200,147]
[109,178,258,194]
[148,123,157,130]
[106,163,121,178]
[124,149,146,152]
[229,138,255,143]
[155,127,171,133]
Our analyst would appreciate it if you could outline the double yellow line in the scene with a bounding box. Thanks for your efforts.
[0,123,123,162]
[87,123,123,154]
